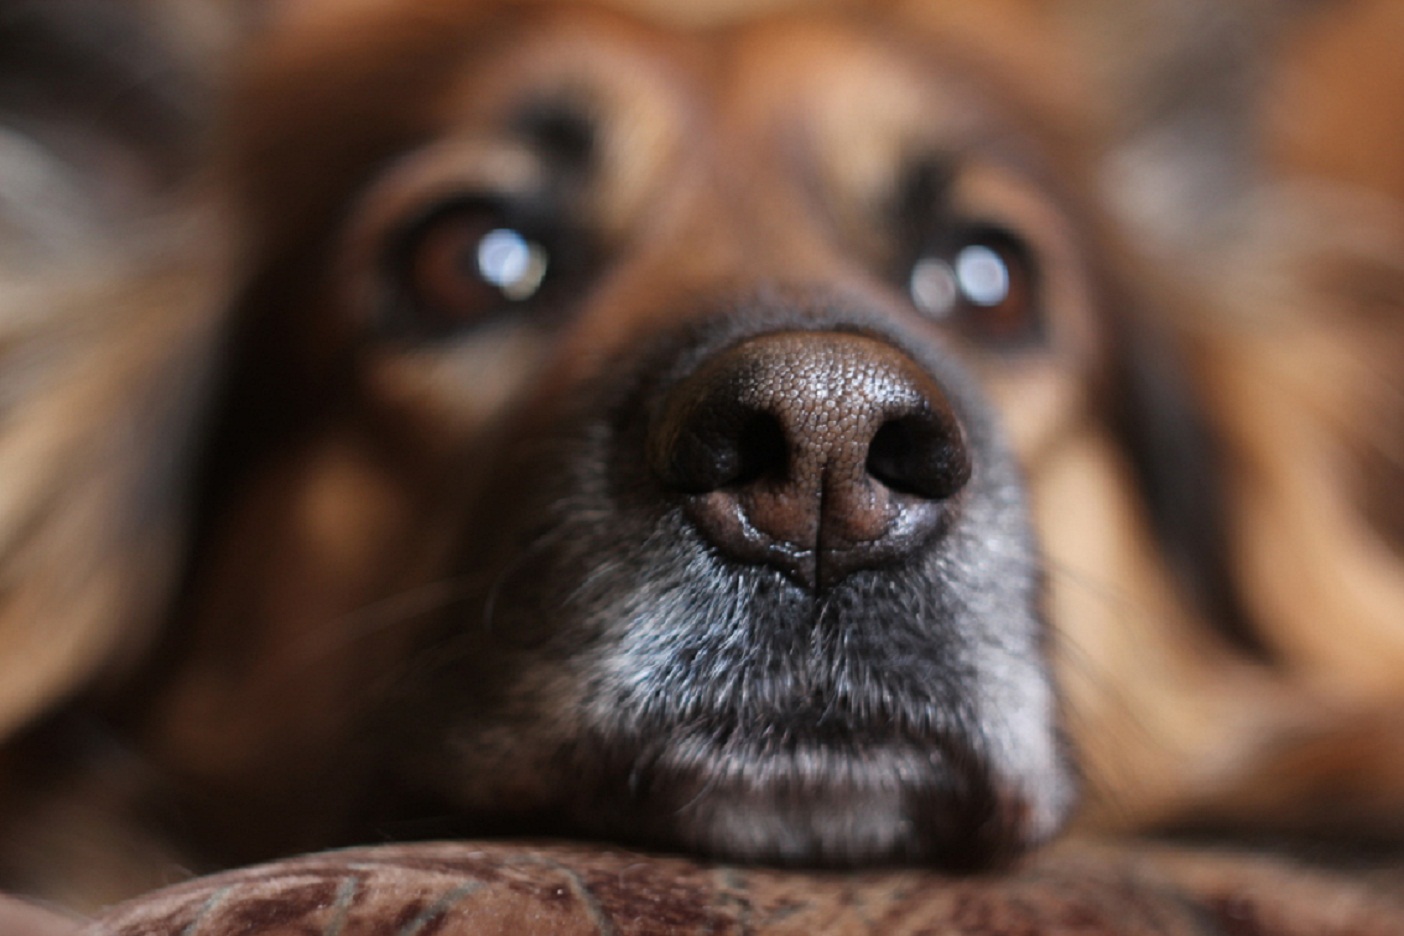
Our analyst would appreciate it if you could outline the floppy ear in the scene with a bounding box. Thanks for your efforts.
[1064,0,1373,658]
[1100,288,1265,655]
[1084,0,1404,831]
[1079,0,1404,690]
[1190,191,1404,693]
[0,2,233,740]
[0,240,229,741]
[1026,0,1299,653]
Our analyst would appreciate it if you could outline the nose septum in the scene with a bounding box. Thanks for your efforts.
[649,331,971,590]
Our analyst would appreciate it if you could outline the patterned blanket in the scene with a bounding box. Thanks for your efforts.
[7,840,1398,935]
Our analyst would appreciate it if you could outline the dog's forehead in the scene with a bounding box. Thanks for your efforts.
[230,2,1068,262]
[720,13,991,138]
[410,4,1039,261]
[427,5,1004,175]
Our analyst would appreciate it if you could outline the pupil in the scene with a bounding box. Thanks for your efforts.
[955,244,1010,307]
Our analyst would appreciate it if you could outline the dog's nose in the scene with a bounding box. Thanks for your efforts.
[649,331,970,589]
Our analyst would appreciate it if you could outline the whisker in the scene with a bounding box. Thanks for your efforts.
[279,575,482,670]
[480,513,581,636]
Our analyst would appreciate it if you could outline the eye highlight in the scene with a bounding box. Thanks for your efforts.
[476,228,549,300]
[908,229,1040,349]
[390,200,551,337]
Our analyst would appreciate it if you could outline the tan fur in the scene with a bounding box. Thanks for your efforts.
[2,0,1403,909]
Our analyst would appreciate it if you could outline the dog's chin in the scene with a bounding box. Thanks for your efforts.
[563,730,1033,869]
[412,560,1072,867]
[407,514,1072,864]
[422,608,1071,870]
[663,765,946,867]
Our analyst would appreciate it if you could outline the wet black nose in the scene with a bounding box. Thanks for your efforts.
[648,331,971,589]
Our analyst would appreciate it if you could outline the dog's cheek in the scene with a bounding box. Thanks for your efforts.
[414,663,596,817]
[142,312,558,853]
[979,365,1085,468]
[1031,422,1293,831]
[142,432,436,849]
[362,324,552,449]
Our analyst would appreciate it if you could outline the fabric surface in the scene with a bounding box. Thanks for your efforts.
[83,840,1404,935]
[0,894,82,936]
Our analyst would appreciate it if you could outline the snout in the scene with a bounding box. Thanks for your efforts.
[421,304,1071,869]
[649,332,971,590]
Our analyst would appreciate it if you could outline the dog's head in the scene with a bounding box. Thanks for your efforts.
[134,0,1140,868]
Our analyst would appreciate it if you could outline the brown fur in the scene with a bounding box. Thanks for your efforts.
[2,0,1403,913]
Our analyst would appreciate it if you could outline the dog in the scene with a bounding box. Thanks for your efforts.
[2,0,1404,912]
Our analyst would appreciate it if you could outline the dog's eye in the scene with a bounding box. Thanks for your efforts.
[908,230,1040,348]
[395,203,549,333]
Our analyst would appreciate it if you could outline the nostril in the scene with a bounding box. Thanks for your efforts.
[866,414,971,501]
[732,412,788,488]
[654,406,788,494]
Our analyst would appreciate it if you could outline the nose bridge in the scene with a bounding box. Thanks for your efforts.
[637,52,849,290]
[660,159,840,290]
[547,162,866,387]
[542,35,893,390]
